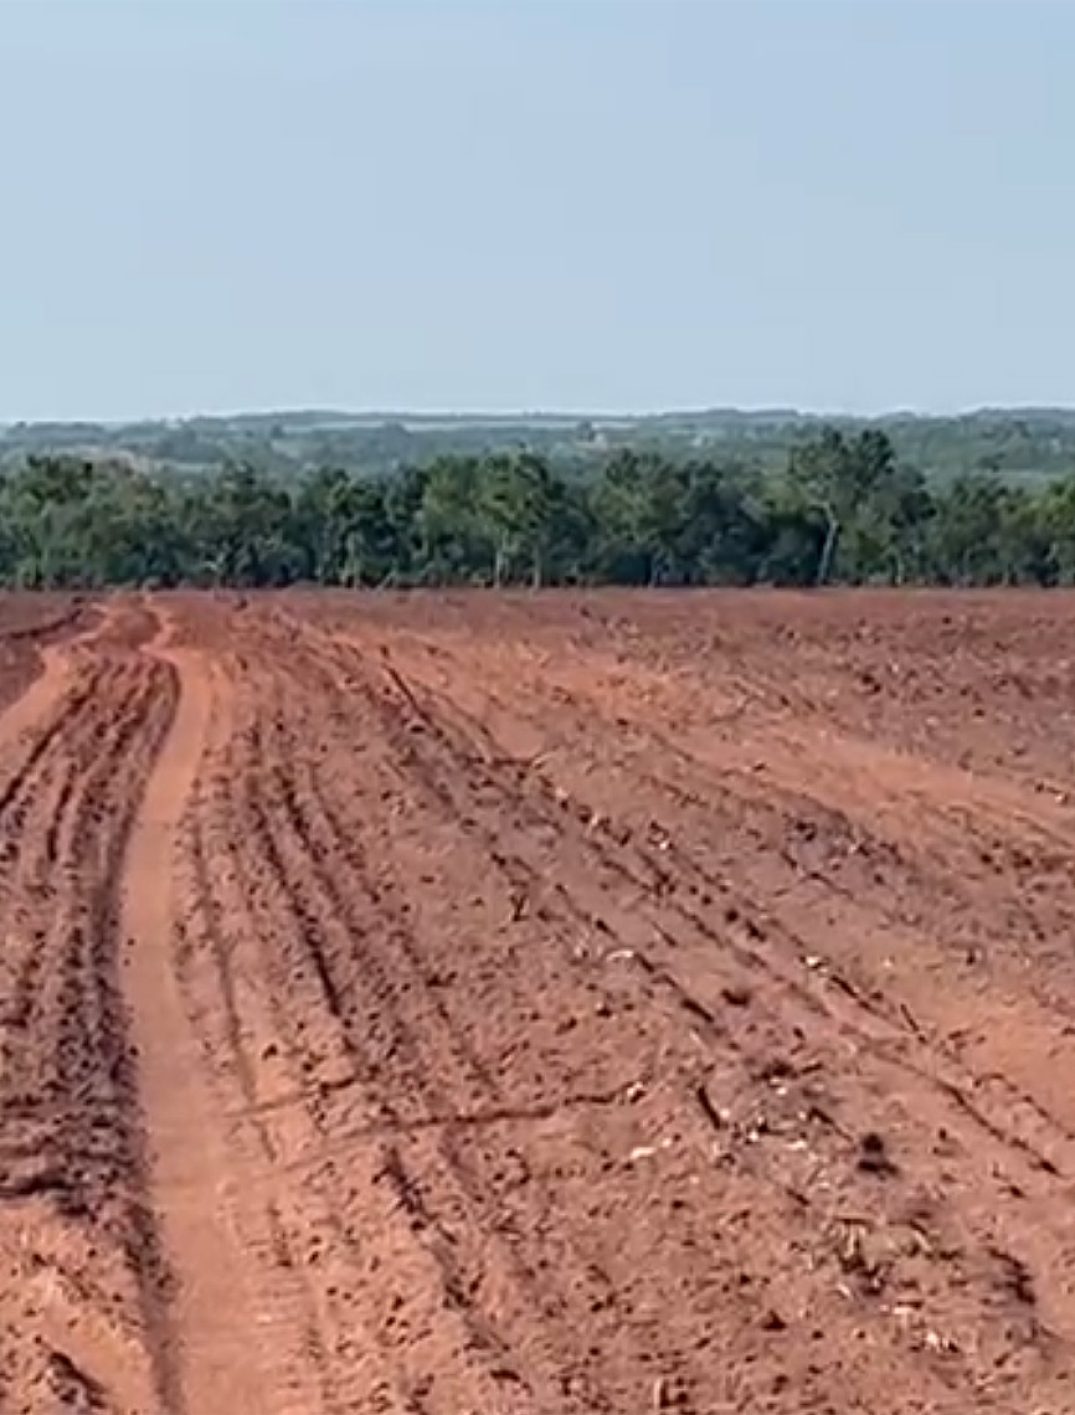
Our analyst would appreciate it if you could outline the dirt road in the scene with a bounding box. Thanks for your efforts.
[2,589,1075,1412]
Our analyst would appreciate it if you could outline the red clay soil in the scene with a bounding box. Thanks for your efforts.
[2,589,1075,1413]
[0,593,94,718]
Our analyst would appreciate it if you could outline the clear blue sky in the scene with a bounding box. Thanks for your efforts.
[1,0,1072,420]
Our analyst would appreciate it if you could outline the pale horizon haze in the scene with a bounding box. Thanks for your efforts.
[1,0,1072,421]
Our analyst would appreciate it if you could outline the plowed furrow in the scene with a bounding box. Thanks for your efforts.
[227,629,988,1407]
[8,588,1075,1415]
[226,699,548,1409]
[365,635,1075,1186]
[167,664,534,1412]
[0,642,178,1415]
[181,649,678,1408]
[259,606,1074,1407]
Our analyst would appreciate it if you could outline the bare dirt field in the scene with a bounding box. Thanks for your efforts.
[2,588,1075,1413]
[0,593,95,719]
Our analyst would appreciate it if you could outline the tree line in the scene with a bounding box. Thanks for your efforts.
[5,426,1075,589]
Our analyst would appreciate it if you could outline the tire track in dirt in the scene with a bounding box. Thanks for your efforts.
[173,647,556,1411]
[258,592,1075,1412]
[0,607,102,758]
[0,595,95,725]
[167,611,681,1409]
[0,605,178,1414]
[120,609,313,1414]
[227,612,968,1408]
[10,588,1075,1413]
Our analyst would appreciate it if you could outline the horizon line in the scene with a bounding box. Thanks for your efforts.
[5,402,1075,428]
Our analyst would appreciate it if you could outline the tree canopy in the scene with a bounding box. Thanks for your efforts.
[5,429,1075,589]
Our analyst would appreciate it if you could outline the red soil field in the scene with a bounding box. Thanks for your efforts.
[1,588,1074,1413]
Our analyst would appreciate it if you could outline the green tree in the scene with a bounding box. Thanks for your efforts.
[479,452,562,587]
[787,427,899,585]
[417,456,493,583]
[183,464,300,586]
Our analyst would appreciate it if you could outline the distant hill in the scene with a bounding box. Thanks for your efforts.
[5,407,1075,484]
